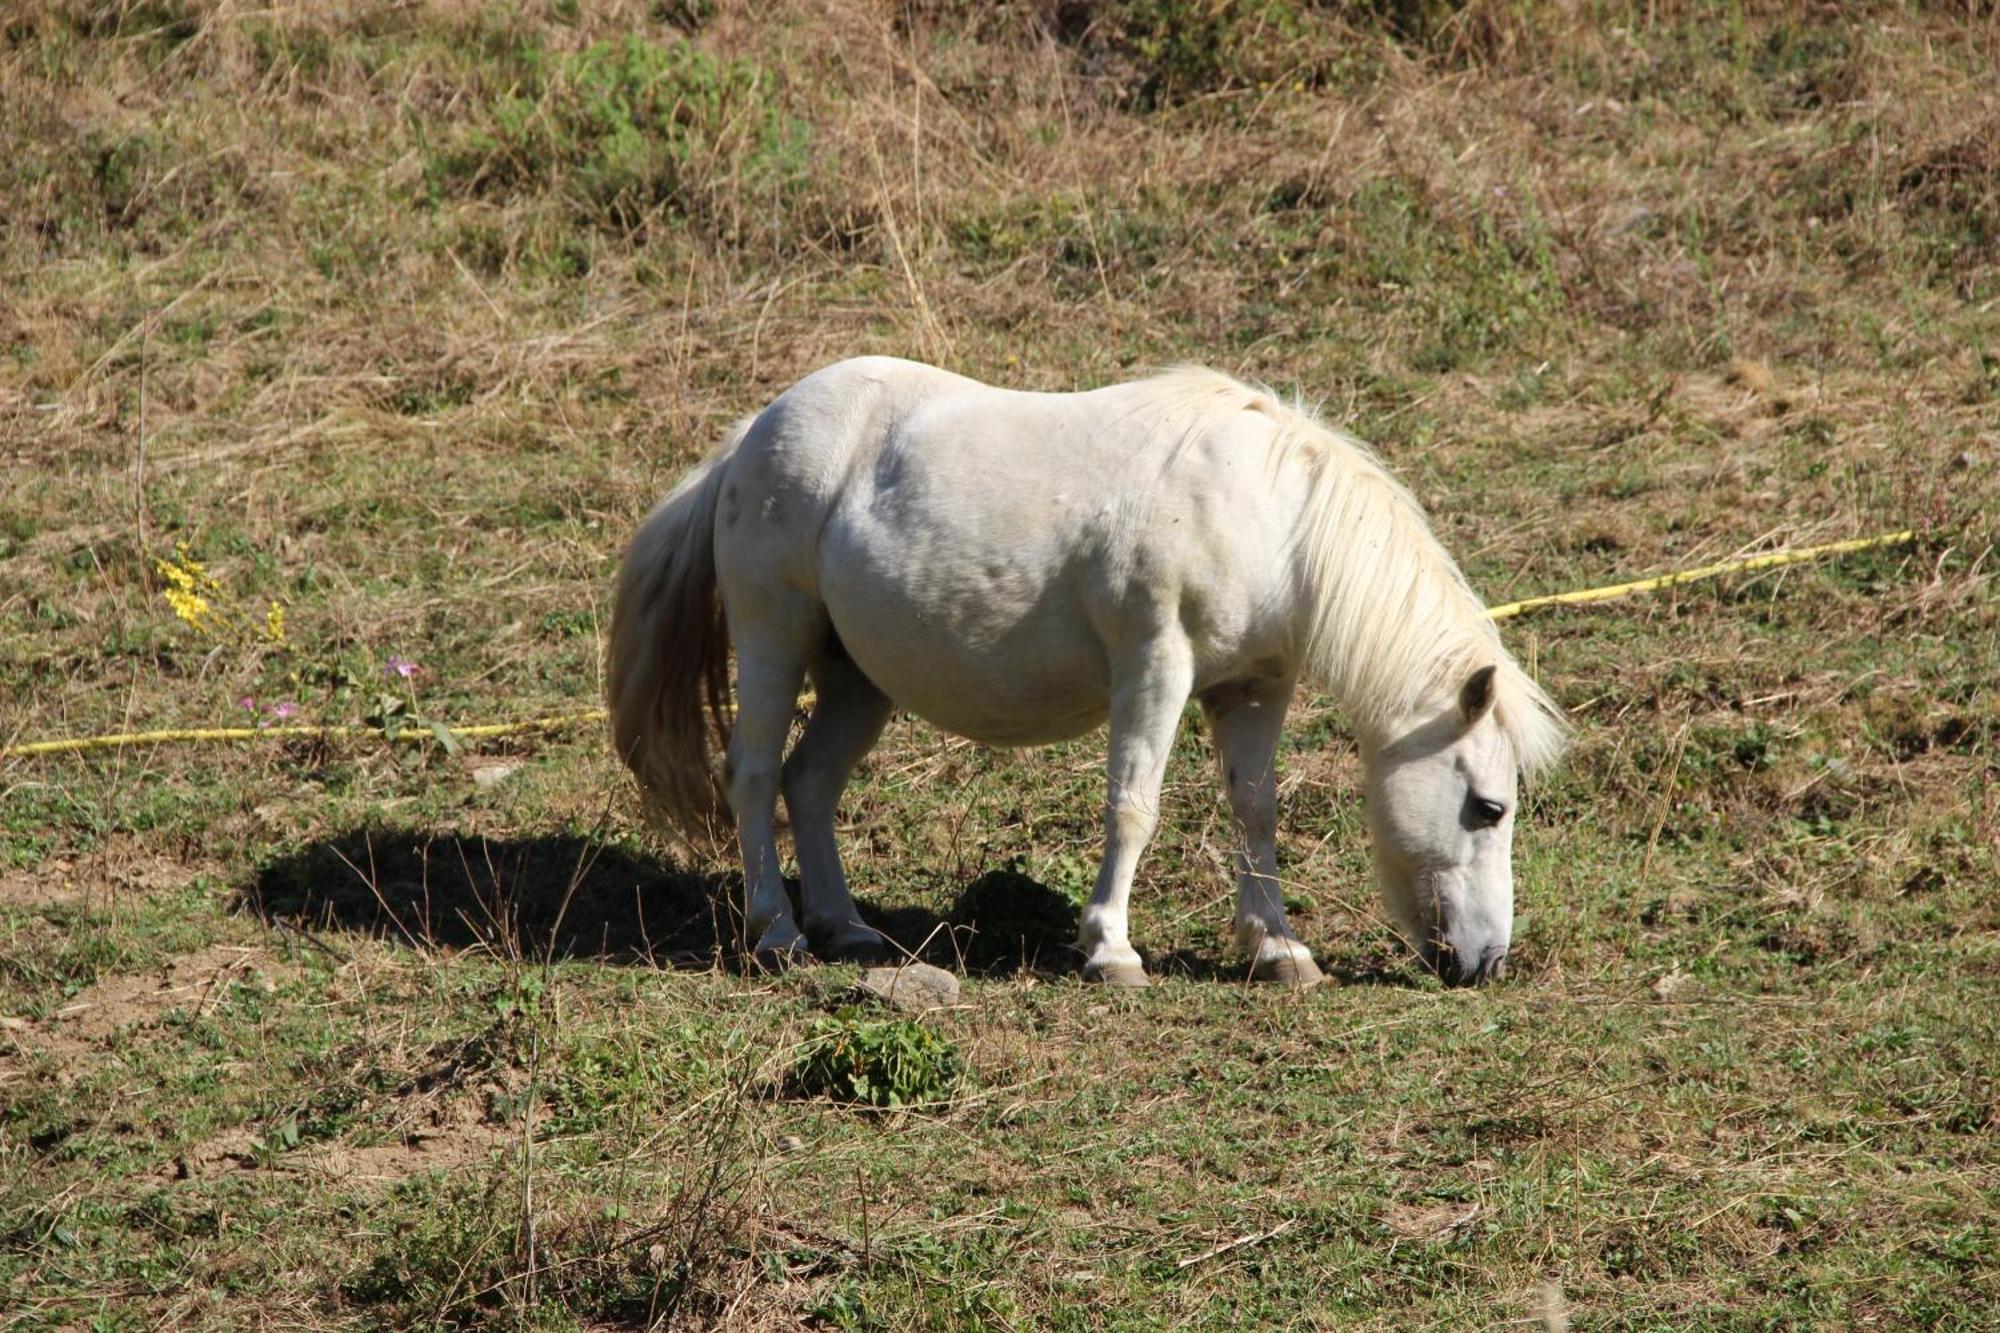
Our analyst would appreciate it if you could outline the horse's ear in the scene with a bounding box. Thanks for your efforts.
[1458,664,1498,726]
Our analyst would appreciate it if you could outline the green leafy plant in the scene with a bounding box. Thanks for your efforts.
[791,1011,964,1110]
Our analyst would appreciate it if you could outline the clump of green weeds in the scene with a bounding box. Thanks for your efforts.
[792,1011,964,1110]
[424,34,809,233]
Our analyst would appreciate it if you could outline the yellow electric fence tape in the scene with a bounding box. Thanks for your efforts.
[0,712,612,760]
[1483,529,1916,621]
[1,527,1918,760]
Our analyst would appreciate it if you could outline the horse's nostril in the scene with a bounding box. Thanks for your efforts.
[1422,937,1461,982]
[1466,946,1508,985]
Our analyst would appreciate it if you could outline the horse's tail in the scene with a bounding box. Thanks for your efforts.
[606,419,751,844]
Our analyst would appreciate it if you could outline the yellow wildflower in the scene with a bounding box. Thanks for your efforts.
[162,585,213,632]
[154,546,221,635]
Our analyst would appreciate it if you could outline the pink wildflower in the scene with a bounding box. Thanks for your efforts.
[384,655,419,680]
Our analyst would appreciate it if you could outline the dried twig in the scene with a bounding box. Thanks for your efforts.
[1175,1217,1298,1270]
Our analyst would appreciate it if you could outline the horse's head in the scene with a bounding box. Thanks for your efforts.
[1362,665,1522,986]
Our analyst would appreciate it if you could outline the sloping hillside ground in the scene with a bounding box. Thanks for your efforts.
[2,2,1996,1327]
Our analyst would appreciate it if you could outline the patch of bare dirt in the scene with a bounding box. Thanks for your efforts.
[0,840,210,910]
[10,944,291,1071]
[299,1098,516,1188]
[165,1092,514,1188]
[0,864,80,909]
[1673,370,1799,442]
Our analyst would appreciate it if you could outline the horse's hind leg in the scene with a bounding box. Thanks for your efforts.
[1078,636,1195,988]
[1204,679,1323,988]
[726,612,814,969]
[783,647,893,963]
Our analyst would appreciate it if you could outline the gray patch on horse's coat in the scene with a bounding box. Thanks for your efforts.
[723,483,742,529]
[1199,674,1284,717]
[872,447,909,491]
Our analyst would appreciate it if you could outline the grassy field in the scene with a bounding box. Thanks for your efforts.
[2,1,1997,1327]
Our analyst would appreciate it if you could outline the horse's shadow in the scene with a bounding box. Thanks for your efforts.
[238,829,1086,977]
[240,829,1418,985]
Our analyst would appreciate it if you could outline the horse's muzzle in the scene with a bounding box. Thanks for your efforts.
[1422,939,1508,986]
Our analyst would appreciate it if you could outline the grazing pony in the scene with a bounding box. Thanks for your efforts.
[609,358,1564,986]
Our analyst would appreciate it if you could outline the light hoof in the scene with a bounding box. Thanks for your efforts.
[1081,958,1151,989]
[1251,952,1326,989]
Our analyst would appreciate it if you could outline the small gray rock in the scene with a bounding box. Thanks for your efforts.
[852,962,960,1014]
[1614,205,1657,237]
[471,760,524,790]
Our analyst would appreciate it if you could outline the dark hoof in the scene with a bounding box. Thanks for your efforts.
[749,943,810,975]
[821,924,894,966]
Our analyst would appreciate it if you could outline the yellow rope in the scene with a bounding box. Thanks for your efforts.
[2,711,610,759]
[1,527,1918,761]
[1484,528,1915,621]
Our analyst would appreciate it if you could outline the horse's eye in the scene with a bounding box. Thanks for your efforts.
[1469,797,1508,827]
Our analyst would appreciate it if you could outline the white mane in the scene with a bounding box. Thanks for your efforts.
[1142,367,1567,775]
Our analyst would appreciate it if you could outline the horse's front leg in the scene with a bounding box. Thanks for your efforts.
[1079,636,1194,988]
[1205,678,1324,987]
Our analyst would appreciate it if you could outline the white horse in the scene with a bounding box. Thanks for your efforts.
[608,357,1564,987]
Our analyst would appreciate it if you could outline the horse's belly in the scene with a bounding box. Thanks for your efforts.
[819,532,1112,746]
[827,595,1112,745]
[869,658,1109,746]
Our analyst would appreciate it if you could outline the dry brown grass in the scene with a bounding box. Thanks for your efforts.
[2,2,1997,1328]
